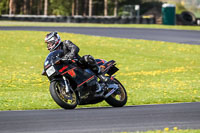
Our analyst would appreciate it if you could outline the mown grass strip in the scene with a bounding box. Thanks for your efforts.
[0,21,200,31]
[0,30,200,110]
[121,129,200,133]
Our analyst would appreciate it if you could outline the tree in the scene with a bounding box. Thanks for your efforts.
[83,0,88,16]
[71,0,79,16]
[37,0,43,15]
[104,0,108,16]
[114,0,118,16]
[9,0,16,15]
[72,0,75,16]
[89,0,92,16]
[30,0,33,14]
[23,0,27,14]
[0,0,9,15]
[49,0,72,16]
[44,0,48,15]
[75,0,78,15]
[1,0,149,16]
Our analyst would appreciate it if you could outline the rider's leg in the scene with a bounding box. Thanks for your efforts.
[81,55,109,82]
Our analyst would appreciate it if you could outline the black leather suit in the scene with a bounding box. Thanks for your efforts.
[60,40,99,74]
[60,40,80,59]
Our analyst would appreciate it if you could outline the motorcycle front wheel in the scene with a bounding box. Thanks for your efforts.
[105,78,127,107]
[49,80,78,109]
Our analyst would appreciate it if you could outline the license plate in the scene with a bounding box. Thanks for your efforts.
[46,66,56,77]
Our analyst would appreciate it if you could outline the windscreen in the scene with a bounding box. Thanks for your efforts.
[44,50,64,67]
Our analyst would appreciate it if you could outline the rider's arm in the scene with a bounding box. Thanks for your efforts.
[63,40,80,59]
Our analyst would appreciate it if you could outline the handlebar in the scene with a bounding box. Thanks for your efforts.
[54,57,78,64]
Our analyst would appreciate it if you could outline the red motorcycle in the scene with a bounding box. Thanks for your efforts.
[42,50,127,109]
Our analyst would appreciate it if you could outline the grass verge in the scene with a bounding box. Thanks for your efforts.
[122,129,200,133]
[0,30,200,110]
[0,21,200,31]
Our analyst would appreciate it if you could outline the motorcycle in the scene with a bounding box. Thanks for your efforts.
[42,50,127,109]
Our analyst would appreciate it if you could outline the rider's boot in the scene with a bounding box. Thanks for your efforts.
[95,65,112,83]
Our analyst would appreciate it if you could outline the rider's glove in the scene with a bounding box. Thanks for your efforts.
[62,55,72,61]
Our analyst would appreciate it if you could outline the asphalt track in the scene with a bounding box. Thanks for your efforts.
[0,27,200,132]
[0,103,200,133]
[0,26,200,44]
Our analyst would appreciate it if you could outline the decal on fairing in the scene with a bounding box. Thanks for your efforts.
[61,67,77,76]
[59,65,69,72]
[68,69,76,78]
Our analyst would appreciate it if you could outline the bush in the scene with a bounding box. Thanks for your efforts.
[176,3,187,14]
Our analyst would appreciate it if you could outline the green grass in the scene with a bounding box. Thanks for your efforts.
[122,129,200,133]
[0,30,200,110]
[0,21,200,31]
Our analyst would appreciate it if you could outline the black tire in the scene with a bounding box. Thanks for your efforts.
[180,11,196,25]
[49,81,78,109]
[105,78,127,107]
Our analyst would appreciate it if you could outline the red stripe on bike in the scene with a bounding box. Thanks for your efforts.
[97,59,105,64]
[59,65,69,72]
[77,76,94,88]
[61,67,76,75]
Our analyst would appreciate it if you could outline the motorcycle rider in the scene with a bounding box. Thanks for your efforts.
[44,31,109,94]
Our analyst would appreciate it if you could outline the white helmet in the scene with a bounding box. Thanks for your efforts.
[45,32,61,52]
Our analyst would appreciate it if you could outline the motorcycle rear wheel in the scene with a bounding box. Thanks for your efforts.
[105,78,127,107]
[50,80,78,109]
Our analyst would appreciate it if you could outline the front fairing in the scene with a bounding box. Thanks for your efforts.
[44,50,64,78]
[44,50,64,69]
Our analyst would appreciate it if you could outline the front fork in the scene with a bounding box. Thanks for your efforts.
[62,76,70,93]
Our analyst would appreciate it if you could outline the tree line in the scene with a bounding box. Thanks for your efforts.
[0,0,158,16]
